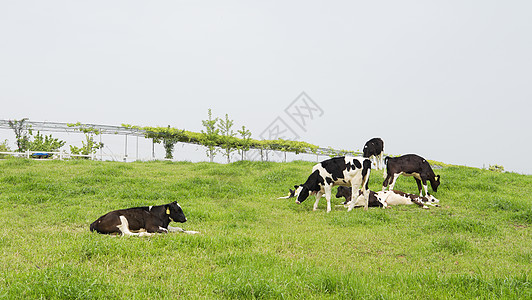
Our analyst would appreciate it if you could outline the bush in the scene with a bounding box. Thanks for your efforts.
[0,139,11,158]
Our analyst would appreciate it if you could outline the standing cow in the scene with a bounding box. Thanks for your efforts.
[382,154,440,199]
[363,138,384,170]
[280,156,374,212]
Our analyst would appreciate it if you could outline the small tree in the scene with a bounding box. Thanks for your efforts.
[237,126,252,161]
[28,131,66,153]
[218,113,237,163]
[201,109,220,163]
[8,118,32,152]
[0,140,11,159]
[67,123,103,158]
[162,126,186,159]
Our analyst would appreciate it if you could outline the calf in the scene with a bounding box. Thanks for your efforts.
[335,186,383,208]
[363,138,385,170]
[383,154,440,199]
[90,201,198,236]
[281,156,374,212]
[376,190,440,209]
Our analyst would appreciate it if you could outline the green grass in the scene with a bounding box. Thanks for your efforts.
[0,159,531,299]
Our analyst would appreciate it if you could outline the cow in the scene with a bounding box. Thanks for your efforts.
[280,156,375,212]
[363,138,384,170]
[376,190,440,209]
[335,186,383,208]
[383,154,440,199]
[90,201,199,236]
[337,186,440,209]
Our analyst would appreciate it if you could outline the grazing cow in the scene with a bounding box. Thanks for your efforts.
[90,201,199,236]
[335,186,383,208]
[281,156,373,212]
[376,190,440,209]
[383,154,440,199]
[363,138,384,170]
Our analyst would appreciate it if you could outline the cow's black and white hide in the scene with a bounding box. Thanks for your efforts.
[336,186,384,209]
[376,190,440,209]
[383,154,440,199]
[363,137,384,170]
[90,201,199,236]
[281,156,373,212]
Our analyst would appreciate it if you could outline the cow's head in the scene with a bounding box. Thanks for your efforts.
[426,194,440,204]
[335,186,352,204]
[430,175,441,192]
[294,185,311,204]
[166,202,187,223]
[277,188,297,199]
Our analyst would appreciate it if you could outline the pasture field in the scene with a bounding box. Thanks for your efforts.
[0,159,531,299]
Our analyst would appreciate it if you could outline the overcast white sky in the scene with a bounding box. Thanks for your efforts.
[1,1,531,174]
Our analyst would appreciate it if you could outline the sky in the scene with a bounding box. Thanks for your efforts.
[1,1,531,174]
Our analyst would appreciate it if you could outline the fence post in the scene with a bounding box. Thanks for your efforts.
[124,134,128,162]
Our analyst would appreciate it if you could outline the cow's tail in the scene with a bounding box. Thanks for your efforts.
[383,156,390,178]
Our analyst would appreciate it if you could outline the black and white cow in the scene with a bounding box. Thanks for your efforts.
[376,190,440,209]
[336,186,384,208]
[336,186,440,209]
[383,154,440,199]
[281,156,374,212]
[363,137,384,170]
[90,201,199,236]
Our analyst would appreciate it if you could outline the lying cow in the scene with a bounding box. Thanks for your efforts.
[336,186,440,209]
[383,154,440,199]
[90,201,199,236]
[376,190,440,209]
[363,137,384,170]
[335,186,383,208]
[279,156,375,212]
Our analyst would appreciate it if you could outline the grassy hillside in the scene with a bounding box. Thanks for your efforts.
[0,159,531,299]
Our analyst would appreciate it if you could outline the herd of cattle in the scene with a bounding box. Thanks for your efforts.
[90,137,441,236]
[278,138,441,212]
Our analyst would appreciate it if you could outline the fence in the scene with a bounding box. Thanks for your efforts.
[0,120,366,163]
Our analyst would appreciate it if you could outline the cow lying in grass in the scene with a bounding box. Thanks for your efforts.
[335,186,384,208]
[377,190,440,209]
[90,201,199,236]
[336,186,440,210]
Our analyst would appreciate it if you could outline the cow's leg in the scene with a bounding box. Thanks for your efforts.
[324,186,333,213]
[421,178,430,198]
[313,191,323,211]
[389,174,400,190]
[382,173,392,191]
[168,226,200,234]
[415,178,423,196]
[117,216,143,237]
[346,186,360,212]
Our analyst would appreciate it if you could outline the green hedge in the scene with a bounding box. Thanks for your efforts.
[122,124,322,155]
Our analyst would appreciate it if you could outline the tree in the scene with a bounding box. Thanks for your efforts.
[67,123,103,157]
[237,126,252,161]
[162,126,185,160]
[0,140,11,159]
[201,109,220,163]
[28,131,66,152]
[8,118,31,152]
[217,113,237,163]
